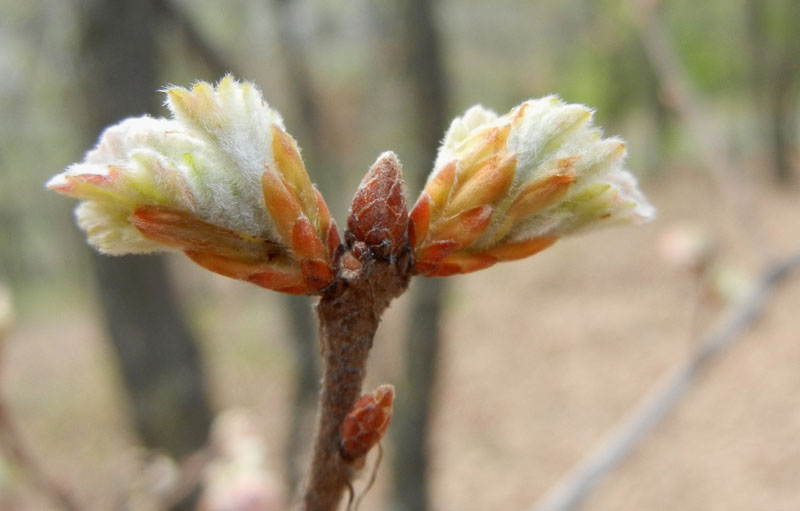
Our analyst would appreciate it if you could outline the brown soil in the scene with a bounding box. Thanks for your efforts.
[3,169,800,510]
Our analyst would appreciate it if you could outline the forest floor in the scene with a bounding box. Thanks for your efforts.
[3,168,800,510]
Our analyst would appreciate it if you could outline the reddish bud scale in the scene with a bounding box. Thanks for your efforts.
[408,193,431,249]
[347,153,409,260]
[131,205,281,261]
[131,205,320,294]
[184,250,307,294]
[414,237,559,277]
[339,384,394,463]
[326,222,342,263]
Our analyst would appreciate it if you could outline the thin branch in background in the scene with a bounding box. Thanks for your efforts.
[272,0,339,199]
[530,247,800,511]
[0,293,76,510]
[630,0,773,263]
[529,5,796,509]
[155,0,242,78]
[0,398,79,511]
[158,447,212,510]
[351,444,384,511]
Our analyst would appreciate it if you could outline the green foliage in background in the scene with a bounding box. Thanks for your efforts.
[0,0,797,298]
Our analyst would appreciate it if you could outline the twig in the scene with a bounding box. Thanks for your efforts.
[530,247,800,511]
[300,155,412,511]
[303,258,410,510]
[158,447,212,510]
[0,397,79,510]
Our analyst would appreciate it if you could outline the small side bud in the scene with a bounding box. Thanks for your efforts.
[346,152,409,260]
[339,384,394,465]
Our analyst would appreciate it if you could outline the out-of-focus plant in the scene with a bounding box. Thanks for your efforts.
[199,409,285,511]
[48,76,653,510]
[658,223,754,329]
[0,286,14,345]
[0,286,79,510]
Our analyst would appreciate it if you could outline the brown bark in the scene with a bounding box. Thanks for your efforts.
[304,259,410,510]
[301,155,412,511]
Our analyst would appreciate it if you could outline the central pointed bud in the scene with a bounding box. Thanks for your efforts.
[346,152,409,261]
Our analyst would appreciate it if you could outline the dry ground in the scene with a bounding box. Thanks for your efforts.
[3,169,799,510]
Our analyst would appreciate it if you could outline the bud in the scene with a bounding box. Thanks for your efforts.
[346,152,409,261]
[47,76,338,294]
[410,97,655,276]
[339,384,394,464]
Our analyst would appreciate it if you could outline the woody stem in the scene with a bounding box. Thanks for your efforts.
[300,254,410,511]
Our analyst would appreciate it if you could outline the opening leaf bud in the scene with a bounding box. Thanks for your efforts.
[47,76,339,295]
[410,97,655,276]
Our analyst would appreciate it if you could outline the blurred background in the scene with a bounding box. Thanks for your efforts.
[0,0,798,509]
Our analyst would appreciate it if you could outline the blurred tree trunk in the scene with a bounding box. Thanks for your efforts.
[0,163,23,286]
[155,0,238,79]
[390,0,449,510]
[604,37,670,172]
[78,0,213,459]
[580,0,668,173]
[272,0,340,200]
[157,0,326,494]
[767,4,799,186]
[769,52,798,185]
[746,0,798,184]
[271,0,332,495]
[745,0,768,99]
